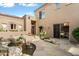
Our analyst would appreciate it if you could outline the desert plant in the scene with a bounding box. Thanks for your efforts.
[16,34,25,46]
[16,34,25,43]
[0,28,5,32]
[72,27,79,42]
[9,29,18,32]
[39,31,49,40]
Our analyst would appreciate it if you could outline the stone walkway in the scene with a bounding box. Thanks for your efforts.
[32,39,72,56]
[49,38,76,51]
[51,38,79,56]
[30,36,79,56]
[1,35,79,56]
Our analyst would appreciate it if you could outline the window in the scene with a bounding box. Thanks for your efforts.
[55,3,61,9]
[42,10,45,19]
[28,16,30,19]
[65,3,72,6]
[10,24,16,29]
[14,24,16,29]
[39,10,45,19]
[39,11,42,19]
[11,24,13,29]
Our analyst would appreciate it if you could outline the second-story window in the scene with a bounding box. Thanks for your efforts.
[28,16,30,19]
[39,10,45,19]
[55,3,61,9]
[39,11,42,19]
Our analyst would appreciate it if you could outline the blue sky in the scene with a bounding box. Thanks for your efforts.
[0,3,44,17]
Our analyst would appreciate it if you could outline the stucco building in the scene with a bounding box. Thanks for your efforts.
[1,3,79,41]
[35,3,79,41]
[0,13,36,38]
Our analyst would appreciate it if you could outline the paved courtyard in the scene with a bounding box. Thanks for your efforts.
[31,36,79,56]
[0,35,79,56]
[32,40,72,56]
[49,38,76,51]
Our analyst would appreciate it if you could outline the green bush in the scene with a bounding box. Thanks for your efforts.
[72,27,79,42]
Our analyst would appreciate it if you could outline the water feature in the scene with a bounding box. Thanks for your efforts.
[22,43,36,55]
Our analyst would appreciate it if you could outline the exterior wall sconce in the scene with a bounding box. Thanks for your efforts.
[64,22,69,26]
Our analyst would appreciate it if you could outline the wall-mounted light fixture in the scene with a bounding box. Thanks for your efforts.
[64,22,69,26]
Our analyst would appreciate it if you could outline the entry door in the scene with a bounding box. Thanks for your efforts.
[53,24,60,38]
[31,25,36,35]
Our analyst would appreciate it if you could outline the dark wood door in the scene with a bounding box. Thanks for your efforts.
[53,24,60,38]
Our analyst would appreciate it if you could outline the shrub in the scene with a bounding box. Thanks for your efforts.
[72,27,79,42]
[39,31,49,40]
[0,29,5,32]
[16,34,25,41]
[9,29,18,32]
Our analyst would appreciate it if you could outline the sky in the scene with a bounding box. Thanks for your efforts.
[0,3,44,17]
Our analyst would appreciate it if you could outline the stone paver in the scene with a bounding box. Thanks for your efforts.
[12,35,79,56]
[44,38,79,56]
[33,40,72,56]
[2,35,79,56]
[68,47,79,56]
[49,38,77,51]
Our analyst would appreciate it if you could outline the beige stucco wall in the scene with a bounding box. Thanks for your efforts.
[0,14,24,31]
[35,4,57,37]
[35,3,79,41]
[24,15,36,34]
[59,3,79,41]
[0,14,27,38]
[0,13,36,38]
